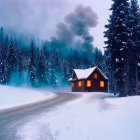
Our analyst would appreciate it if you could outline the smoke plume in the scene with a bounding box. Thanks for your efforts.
[48,5,98,49]
[65,5,98,37]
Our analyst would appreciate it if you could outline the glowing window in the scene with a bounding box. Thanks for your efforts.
[94,74,97,78]
[100,81,104,87]
[78,81,82,87]
[72,82,75,87]
[87,80,91,87]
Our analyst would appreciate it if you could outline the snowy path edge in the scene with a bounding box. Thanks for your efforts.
[0,92,81,119]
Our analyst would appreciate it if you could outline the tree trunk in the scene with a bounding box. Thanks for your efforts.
[135,59,138,95]
[122,60,128,97]
[123,80,127,96]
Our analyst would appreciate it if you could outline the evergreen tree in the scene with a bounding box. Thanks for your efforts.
[129,0,140,95]
[48,50,58,88]
[104,0,131,96]
[95,47,103,69]
[8,39,17,75]
[18,50,24,73]
[29,41,37,86]
[61,59,69,85]
[37,49,47,86]
[0,43,8,84]
[0,27,4,43]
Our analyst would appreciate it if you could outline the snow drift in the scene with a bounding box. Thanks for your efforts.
[0,85,55,110]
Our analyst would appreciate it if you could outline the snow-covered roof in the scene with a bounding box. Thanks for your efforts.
[74,67,96,79]
[68,66,108,81]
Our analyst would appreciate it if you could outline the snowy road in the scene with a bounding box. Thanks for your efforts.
[1,92,140,140]
[0,92,80,140]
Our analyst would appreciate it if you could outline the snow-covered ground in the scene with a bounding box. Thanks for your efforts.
[17,92,140,140]
[0,85,56,110]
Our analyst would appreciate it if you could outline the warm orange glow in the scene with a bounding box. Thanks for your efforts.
[78,81,82,87]
[100,81,104,87]
[72,82,75,87]
[94,74,97,78]
[87,80,91,87]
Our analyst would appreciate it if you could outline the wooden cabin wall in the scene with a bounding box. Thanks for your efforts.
[72,80,86,92]
[71,68,108,92]
[85,69,108,92]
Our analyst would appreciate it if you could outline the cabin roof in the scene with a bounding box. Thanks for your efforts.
[74,67,96,79]
[68,66,108,82]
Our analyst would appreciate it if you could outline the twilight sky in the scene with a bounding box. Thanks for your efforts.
[0,0,139,52]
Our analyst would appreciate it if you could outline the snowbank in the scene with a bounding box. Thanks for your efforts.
[0,85,56,110]
[17,92,140,140]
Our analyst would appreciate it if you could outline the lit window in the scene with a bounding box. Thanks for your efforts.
[78,81,82,87]
[100,81,104,87]
[94,74,97,78]
[72,82,75,87]
[87,80,91,87]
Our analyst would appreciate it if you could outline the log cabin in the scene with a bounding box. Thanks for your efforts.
[68,66,108,92]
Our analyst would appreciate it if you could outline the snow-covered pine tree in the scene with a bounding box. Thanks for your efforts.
[95,47,103,70]
[54,50,60,73]
[29,41,37,86]
[36,49,47,86]
[61,59,69,85]
[104,0,131,96]
[0,28,6,83]
[8,39,17,74]
[17,49,24,73]
[67,57,74,80]
[104,47,116,93]
[129,0,140,95]
[48,50,58,88]
[0,43,8,84]
[4,35,9,59]
[104,11,116,93]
